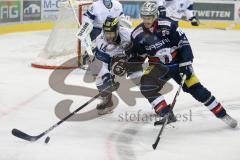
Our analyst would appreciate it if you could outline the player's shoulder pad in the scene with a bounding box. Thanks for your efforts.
[112,0,123,12]
[96,31,104,39]
[113,0,122,6]
[157,18,173,28]
[131,24,144,40]
[92,0,102,9]
[96,32,105,46]
[157,18,179,34]
[119,27,132,42]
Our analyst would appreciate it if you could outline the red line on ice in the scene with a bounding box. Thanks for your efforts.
[0,89,48,119]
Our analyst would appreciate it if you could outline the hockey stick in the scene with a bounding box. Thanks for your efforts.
[152,74,186,150]
[12,83,119,142]
[12,93,101,142]
[199,23,227,31]
[68,0,81,26]
[225,22,238,30]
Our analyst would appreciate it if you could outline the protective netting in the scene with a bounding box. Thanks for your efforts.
[32,2,92,69]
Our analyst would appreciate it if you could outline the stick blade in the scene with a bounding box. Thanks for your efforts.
[12,128,39,142]
[152,137,160,150]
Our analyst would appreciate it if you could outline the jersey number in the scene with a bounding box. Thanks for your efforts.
[176,27,184,37]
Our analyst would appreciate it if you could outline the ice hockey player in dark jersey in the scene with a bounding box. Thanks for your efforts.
[129,2,237,128]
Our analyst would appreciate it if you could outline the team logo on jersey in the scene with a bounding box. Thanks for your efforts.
[145,38,170,51]
[161,29,170,36]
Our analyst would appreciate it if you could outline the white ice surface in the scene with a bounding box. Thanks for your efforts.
[0,29,240,160]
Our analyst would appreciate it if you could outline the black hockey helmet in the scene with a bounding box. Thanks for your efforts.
[103,16,119,43]
[103,16,119,33]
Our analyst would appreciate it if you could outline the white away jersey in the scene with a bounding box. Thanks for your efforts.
[93,27,132,78]
[96,27,132,58]
[157,0,194,21]
[83,0,123,28]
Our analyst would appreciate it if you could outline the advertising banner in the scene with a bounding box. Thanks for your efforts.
[0,0,21,23]
[0,0,239,25]
[23,0,41,21]
[42,0,61,21]
[193,3,235,20]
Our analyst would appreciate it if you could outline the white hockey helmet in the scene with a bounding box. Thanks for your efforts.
[141,2,158,18]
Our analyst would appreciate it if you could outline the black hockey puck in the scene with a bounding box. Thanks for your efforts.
[45,136,50,144]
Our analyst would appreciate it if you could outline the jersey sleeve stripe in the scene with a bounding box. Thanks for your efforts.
[84,10,96,20]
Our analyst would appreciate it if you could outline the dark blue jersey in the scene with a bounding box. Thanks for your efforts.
[130,18,194,65]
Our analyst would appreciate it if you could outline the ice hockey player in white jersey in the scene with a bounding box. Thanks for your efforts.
[78,0,130,67]
[90,16,132,115]
[157,0,200,26]
[82,0,123,41]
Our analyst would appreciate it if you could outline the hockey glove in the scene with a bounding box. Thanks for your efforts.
[179,62,193,80]
[111,54,128,77]
[189,16,200,26]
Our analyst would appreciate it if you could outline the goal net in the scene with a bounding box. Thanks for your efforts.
[32,1,92,69]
